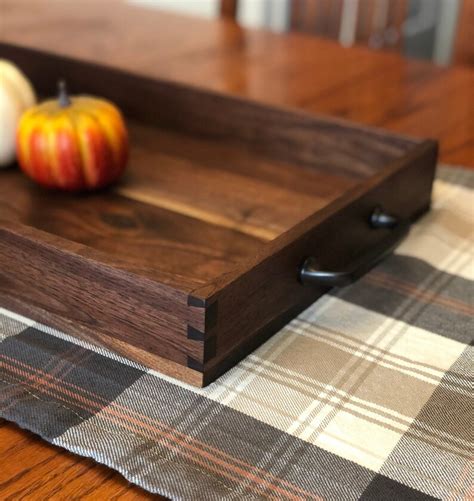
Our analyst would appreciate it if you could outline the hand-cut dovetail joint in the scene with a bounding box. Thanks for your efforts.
[204,301,218,331]
[187,296,208,307]
[187,296,218,334]
[187,326,217,362]
[187,298,218,364]
[187,356,204,372]
[203,336,217,361]
[187,325,205,341]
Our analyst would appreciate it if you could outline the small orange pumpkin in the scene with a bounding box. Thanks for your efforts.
[17,81,128,191]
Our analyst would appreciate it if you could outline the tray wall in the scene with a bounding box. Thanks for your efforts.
[194,142,437,383]
[2,43,419,177]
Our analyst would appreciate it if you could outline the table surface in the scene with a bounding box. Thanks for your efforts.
[0,1,473,499]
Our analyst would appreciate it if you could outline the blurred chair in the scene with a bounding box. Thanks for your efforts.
[221,0,408,49]
[220,0,472,65]
[454,0,474,65]
[221,0,238,18]
[291,0,407,49]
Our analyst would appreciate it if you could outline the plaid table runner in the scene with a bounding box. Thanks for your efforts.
[1,166,472,500]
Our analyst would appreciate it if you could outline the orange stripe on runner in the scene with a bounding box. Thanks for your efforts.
[1,362,305,501]
[0,356,321,501]
[367,272,474,316]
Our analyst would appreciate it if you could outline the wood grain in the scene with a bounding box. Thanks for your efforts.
[0,166,264,284]
[0,420,158,500]
[118,125,333,241]
[0,223,202,367]
[0,1,472,499]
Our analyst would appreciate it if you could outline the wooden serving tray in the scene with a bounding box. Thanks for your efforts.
[0,43,437,386]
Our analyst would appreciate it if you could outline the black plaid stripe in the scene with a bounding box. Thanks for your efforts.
[333,255,473,343]
[437,166,474,189]
[55,371,377,499]
[361,476,439,501]
[0,312,28,340]
[0,326,144,439]
[377,345,473,499]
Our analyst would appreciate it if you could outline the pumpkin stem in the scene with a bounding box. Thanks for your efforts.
[58,80,71,108]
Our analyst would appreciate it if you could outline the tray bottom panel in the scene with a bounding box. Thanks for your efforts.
[120,123,360,242]
[1,171,266,289]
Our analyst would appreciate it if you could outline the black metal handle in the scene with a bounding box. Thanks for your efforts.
[299,208,409,288]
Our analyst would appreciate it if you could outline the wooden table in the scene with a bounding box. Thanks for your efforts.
[0,1,473,499]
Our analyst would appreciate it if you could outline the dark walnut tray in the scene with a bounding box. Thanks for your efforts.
[0,43,437,386]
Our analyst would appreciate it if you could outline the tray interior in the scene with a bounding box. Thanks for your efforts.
[0,42,423,294]
[2,116,409,292]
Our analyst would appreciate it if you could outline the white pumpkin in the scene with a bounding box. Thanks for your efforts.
[0,60,36,168]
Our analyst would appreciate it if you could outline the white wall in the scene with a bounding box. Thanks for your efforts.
[128,0,219,19]
[238,0,289,31]
[127,0,289,30]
